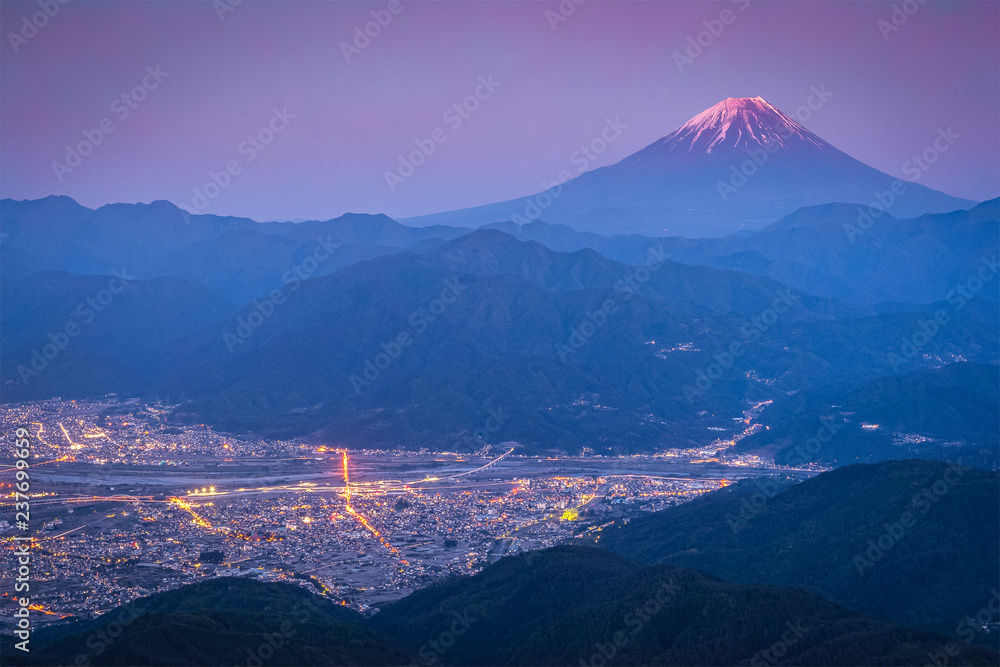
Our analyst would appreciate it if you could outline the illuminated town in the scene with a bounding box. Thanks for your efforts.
[0,397,821,627]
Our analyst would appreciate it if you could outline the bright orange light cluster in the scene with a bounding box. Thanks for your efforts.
[28,603,66,617]
[167,496,220,531]
[341,451,351,500]
[339,449,407,564]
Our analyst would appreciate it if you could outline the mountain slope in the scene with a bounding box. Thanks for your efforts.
[370,545,995,666]
[4,577,410,666]
[671,198,1000,306]
[12,550,997,666]
[1,271,238,402]
[3,229,995,455]
[485,198,999,308]
[141,231,998,451]
[596,460,1000,637]
[736,362,1000,468]
[404,97,974,236]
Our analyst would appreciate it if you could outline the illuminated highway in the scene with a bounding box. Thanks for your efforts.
[414,447,515,483]
[340,450,406,562]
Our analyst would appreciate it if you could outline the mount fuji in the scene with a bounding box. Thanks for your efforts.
[404,96,975,237]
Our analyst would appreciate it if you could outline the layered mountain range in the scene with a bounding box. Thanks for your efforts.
[1,96,996,464]
[1,195,996,465]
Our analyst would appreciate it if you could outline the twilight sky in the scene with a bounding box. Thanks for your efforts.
[1,0,997,222]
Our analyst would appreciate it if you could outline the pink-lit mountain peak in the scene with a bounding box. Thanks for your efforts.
[410,96,973,237]
[657,96,829,155]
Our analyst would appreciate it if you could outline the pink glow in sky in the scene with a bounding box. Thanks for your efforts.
[1,0,997,222]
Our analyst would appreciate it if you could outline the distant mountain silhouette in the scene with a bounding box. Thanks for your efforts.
[4,195,994,309]
[482,198,1000,307]
[0,196,468,305]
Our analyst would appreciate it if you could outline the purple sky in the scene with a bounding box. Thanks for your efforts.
[2,0,997,222]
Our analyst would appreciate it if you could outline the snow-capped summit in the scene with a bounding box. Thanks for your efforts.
[633,96,828,159]
[404,96,975,237]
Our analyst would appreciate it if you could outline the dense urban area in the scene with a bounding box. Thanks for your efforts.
[0,397,820,627]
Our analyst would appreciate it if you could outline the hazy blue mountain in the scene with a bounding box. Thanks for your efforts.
[0,196,470,306]
[734,362,1000,468]
[142,232,997,452]
[2,225,996,455]
[3,200,996,458]
[1,271,237,402]
[672,198,1000,306]
[4,194,993,309]
[481,198,999,307]
[0,245,53,281]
